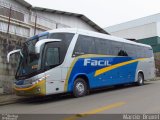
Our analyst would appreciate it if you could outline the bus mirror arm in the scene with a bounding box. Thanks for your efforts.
[7,49,23,63]
[35,39,61,53]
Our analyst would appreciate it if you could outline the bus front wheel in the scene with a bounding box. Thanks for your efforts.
[136,72,144,86]
[73,78,87,97]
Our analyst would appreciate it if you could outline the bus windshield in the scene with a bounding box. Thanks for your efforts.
[16,33,48,78]
[15,32,74,79]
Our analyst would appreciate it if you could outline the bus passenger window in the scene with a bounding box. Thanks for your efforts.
[95,38,110,55]
[45,47,60,67]
[73,35,96,56]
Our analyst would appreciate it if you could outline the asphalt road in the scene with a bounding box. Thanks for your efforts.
[0,80,160,119]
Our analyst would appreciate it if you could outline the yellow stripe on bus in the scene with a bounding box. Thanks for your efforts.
[14,80,45,91]
[94,58,145,77]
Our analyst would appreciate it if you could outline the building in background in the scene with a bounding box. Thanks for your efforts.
[105,14,160,75]
[0,0,107,94]
[105,14,160,53]
[0,0,107,38]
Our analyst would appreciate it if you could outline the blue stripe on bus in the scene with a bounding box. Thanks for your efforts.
[66,56,140,92]
[29,32,49,41]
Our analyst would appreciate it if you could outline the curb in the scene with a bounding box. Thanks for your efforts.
[0,95,45,106]
[0,95,27,106]
[0,99,18,106]
[150,78,160,81]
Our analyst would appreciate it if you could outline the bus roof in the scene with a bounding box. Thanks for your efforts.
[47,28,152,48]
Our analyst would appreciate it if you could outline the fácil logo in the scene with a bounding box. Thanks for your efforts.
[84,59,111,66]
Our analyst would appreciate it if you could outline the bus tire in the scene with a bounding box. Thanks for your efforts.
[73,78,87,97]
[136,72,144,86]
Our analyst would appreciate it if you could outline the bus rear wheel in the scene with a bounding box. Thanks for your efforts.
[73,78,87,97]
[136,72,144,86]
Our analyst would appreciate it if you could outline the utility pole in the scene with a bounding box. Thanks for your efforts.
[34,14,37,35]
[56,23,58,29]
[7,6,12,34]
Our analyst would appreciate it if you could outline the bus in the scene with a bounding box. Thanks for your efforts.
[7,28,155,97]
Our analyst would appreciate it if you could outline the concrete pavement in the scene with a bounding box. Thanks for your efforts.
[0,94,20,106]
[0,94,31,106]
[0,80,160,114]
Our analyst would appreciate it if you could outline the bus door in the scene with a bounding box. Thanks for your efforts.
[43,42,63,95]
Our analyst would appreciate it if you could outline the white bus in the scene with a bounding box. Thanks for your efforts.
[7,28,155,97]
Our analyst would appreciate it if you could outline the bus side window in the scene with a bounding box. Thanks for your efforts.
[45,47,60,67]
[49,33,74,46]
[95,38,111,55]
[146,48,153,58]
[125,44,137,58]
[111,42,124,56]
[136,46,143,58]
[42,42,61,69]
[73,35,96,56]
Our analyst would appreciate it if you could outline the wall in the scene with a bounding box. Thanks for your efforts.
[0,32,25,94]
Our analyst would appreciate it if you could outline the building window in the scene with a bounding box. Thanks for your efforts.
[0,6,24,21]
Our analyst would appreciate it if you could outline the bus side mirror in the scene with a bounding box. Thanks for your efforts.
[7,49,23,63]
[35,39,61,54]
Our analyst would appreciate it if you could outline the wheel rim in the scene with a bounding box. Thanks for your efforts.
[138,74,143,84]
[76,82,85,95]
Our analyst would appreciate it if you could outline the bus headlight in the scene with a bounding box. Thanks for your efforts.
[32,77,45,85]
[32,79,39,85]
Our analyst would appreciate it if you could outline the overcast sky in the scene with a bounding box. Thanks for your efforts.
[26,0,160,28]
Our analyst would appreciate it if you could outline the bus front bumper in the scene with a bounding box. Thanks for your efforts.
[14,80,46,96]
